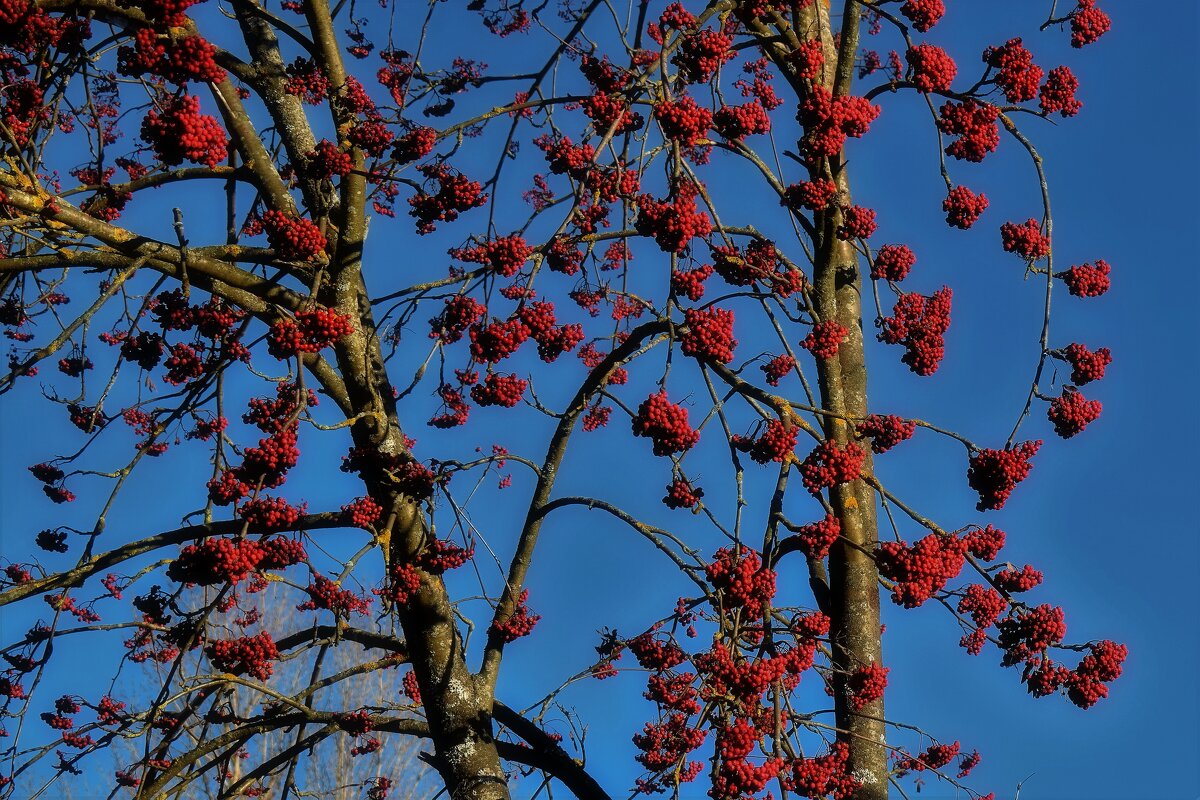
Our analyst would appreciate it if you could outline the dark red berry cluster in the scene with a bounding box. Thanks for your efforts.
[680,307,736,364]
[943,185,989,229]
[799,440,865,493]
[1058,259,1111,297]
[967,440,1042,511]
[871,244,916,282]
[1040,66,1082,117]
[704,547,777,619]
[632,391,700,456]
[139,94,227,167]
[847,663,888,710]
[635,181,713,253]
[1069,0,1111,48]
[938,100,999,162]
[801,320,848,360]
[878,287,953,376]
[1059,342,1111,385]
[877,533,967,608]
[261,210,327,261]
[782,178,837,211]
[204,632,278,681]
[984,38,1042,102]
[1046,388,1102,438]
[1000,218,1051,260]
[906,44,956,92]
[784,513,841,560]
[663,477,703,510]
[654,94,712,147]
[855,414,916,454]
[490,589,540,643]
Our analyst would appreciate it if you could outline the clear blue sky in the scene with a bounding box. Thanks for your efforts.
[1,2,1196,798]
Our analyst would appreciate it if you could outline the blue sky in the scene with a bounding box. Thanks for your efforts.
[1,2,1197,798]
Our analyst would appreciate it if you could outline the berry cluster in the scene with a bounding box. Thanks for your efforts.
[1059,342,1111,385]
[239,496,303,532]
[470,373,527,408]
[878,287,953,376]
[451,233,533,277]
[967,440,1042,511]
[900,0,944,31]
[704,547,777,619]
[785,514,841,560]
[408,163,488,234]
[894,741,961,775]
[712,101,771,141]
[943,185,989,229]
[671,263,713,301]
[261,210,327,261]
[663,478,704,510]
[871,244,916,282]
[490,589,540,643]
[654,94,712,147]
[1000,218,1051,260]
[760,353,795,386]
[957,584,1008,653]
[1040,65,1082,117]
[1059,260,1111,297]
[635,181,712,253]
[801,320,848,360]
[798,86,880,161]
[204,632,278,681]
[734,419,798,464]
[392,126,437,164]
[994,564,1044,593]
[906,44,957,92]
[1046,388,1102,438]
[1069,0,1111,48]
[468,318,529,362]
[680,307,736,364]
[341,496,382,528]
[998,603,1066,666]
[139,94,227,167]
[847,663,888,710]
[782,178,837,211]
[984,38,1042,103]
[836,205,876,240]
[632,391,700,456]
[798,440,865,493]
[963,525,1007,561]
[673,27,734,84]
[167,537,305,586]
[877,533,967,608]
[429,295,486,344]
[267,309,354,357]
[307,139,352,180]
[938,100,999,162]
[787,742,859,798]
[297,576,372,617]
[855,414,916,454]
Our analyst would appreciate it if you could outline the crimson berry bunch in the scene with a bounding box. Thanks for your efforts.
[1046,388,1102,438]
[894,741,960,775]
[984,38,1043,103]
[712,101,771,140]
[799,440,865,492]
[306,139,352,180]
[878,287,953,376]
[797,86,880,161]
[871,244,916,282]
[341,496,382,528]
[408,163,488,234]
[938,100,999,162]
[297,576,372,617]
[855,414,916,454]
[1040,66,1082,117]
[994,565,1044,593]
[784,513,841,560]
[760,353,795,386]
[680,307,736,364]
[470,373,527,408]
[1058,342,1111,385]
[963,525,1007,561]
[734,419,798,465]
[958,584,1008,653]
[653,94,712,147]
[671,263,713,301]
[267,308,354,358]
[204,632,278,681]
[1001,218,1051,260]
[261,210,327,261]
[847,663,888,710]
[139,94,227,167]
[673,27,734,84]
[800,320,848,360]
[635,181,712,253]
[238,496,303,532]
[876,533,968,608]
[906,44,957,92]
[1070,0,1111,48]
[943,185,989,229]
[967,440,1042,511]
[663,477,703,510]
[704,547,777,619]
[1058,259,1111,297]
[490,589,540,643]
[782,178,837,211]
[451,233,533,277]
[632,391,700,457]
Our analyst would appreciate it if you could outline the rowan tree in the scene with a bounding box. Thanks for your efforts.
[0,1,1130,799]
